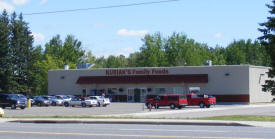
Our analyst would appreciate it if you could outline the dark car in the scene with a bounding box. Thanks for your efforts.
[0,93,27,109]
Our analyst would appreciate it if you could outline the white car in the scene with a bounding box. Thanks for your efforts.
[55,95,72,102]
[64,97,97,107]
[89,96,111,107]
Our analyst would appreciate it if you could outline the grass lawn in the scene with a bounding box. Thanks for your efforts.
[197,115,275,122]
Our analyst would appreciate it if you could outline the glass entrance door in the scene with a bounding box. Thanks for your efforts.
[127,89,135,102]
[140,88,147,103]
[128,88,147,102]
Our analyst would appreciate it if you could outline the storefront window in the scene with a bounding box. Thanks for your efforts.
[108,88,119,95]
[174,87,184,94]
[154,88,166,94]
[164,87,183,94]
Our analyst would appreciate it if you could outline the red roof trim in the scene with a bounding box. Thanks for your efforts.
[76,74,208,84]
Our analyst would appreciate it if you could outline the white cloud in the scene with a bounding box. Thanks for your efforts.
[117,29,148,37]
[32,32,45,43]
[0,1,14,12]
[12,0,30,5]
[40,0,47,5]
[214,33,222,38]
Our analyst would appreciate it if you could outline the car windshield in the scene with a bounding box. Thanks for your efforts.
[9,94,19,100]
[18,95,27,99]
[51,96,60,100]
[43,97,51,100]
[64,96,70,99]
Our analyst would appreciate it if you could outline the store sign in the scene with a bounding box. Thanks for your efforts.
[105,68,169,76]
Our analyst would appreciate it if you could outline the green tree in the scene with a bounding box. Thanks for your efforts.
[9,13,34,94]
[0,10,11,92]
[259,0,275,95]
[225,39,266,66]
[139,33,167,67]
[82,51,96,64]
[93,56,107,68]
[45,35,85,69]
[209,46,226,65]
[33,55,59,95]
[62,35,85,66]
[127,52,140,67]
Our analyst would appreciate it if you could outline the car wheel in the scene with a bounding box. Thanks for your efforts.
[199,102,205,108]
[178,106,182,109]
[20,106,25,109]
[206,105,211,108]
[11,104,16,109]
[52,102,56,106]
[81,103,86,107]
[170,103,176,109]
[2,106,5,109]
[64,102,69,107]
[103,104,107,107]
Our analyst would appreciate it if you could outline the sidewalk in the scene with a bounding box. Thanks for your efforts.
[1,118,274,128]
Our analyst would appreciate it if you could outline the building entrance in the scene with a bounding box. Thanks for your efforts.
[127,88,147,102]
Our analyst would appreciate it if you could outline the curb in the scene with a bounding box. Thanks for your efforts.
[7,119,251,127]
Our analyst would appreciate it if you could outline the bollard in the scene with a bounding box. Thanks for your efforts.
[27,99,31,108]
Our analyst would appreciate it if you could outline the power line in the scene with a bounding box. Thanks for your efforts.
[23,0,180,16]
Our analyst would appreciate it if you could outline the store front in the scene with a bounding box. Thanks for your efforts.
[75,73,208,102]
[48,66,274,103]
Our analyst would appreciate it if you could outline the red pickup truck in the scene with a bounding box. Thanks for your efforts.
[146,94,188,109]
[186,93,216,108]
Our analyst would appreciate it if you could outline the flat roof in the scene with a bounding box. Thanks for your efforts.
[49,65,270,72]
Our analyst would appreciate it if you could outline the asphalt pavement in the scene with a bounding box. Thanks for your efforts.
[1,103,275,128]
[0,122,275,139]
[3,103,275,118]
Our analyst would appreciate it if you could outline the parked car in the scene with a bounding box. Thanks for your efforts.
[15,94,28,105]
[146,94,188,109]
[56,95,73,102]
[0,93,26,109]
[33,96,51,106]
[51,96,64,106]
[89,96,111,107]
[186,93,216,108]
[64,97,97,107]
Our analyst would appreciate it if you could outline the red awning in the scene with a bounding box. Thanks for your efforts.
[76,74,208,84]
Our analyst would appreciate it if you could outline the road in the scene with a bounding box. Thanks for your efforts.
[0,123,275,139]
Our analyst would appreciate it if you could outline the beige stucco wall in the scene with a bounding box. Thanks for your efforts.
[249,66,274,103]
[48,65,250,96]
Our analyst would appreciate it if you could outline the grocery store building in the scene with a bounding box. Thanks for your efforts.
[48,65,274,103]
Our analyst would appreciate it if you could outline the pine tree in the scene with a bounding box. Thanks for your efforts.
[10,12,34,94]
[0,10,11,92]
[259,0,275,96]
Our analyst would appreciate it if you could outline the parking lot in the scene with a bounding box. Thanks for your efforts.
[3,103,275,118]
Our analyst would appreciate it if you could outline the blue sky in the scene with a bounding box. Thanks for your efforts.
[0,0,272,57]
